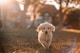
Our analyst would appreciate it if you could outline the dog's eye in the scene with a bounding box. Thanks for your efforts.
[48,27,50,29]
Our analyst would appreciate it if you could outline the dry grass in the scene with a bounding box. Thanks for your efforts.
[0,28,80,53]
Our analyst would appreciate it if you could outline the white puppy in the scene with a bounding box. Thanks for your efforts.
[36,22,55,49]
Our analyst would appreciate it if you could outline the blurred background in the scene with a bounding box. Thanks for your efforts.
[0,0,80,30]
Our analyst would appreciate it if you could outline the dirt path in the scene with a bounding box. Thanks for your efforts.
[0,28,80,53]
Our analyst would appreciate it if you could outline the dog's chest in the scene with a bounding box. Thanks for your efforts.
[38,32,52,41]
[44,34,50,41]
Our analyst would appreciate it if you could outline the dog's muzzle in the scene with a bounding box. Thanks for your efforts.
[45,31,48,34]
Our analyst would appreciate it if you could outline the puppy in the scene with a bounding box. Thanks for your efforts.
[36,22,55,49]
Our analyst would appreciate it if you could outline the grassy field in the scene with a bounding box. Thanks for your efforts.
[0,28,80,53]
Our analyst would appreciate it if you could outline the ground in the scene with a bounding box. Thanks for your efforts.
[0,28,80,53]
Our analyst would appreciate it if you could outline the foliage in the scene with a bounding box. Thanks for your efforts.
[65,9,80,29]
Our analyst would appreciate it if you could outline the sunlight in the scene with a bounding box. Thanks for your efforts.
[40,0,60,10]
[0,0,5,3]
[45,0,60,10]
[19,4,24,11]
[62,29,80,33]
[40,0,80,9]
[0,0,9,4]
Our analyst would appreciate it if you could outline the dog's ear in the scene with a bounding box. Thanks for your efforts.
[36,26,40,32]
[50,24,55,32]
[36,24,42,32]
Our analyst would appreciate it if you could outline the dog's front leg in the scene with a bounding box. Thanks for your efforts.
[48,35,53,48]
[39,40,48,49]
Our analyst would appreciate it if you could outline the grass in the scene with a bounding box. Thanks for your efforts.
[0,28,80,53]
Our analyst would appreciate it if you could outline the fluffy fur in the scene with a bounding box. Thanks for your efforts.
[36,22,55,49]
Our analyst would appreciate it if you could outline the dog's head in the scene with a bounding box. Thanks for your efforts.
[36,22,55,34]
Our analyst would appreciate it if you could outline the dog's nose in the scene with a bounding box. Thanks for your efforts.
[45,31,48,34]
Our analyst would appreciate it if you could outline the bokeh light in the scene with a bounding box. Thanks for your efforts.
[0,0,8,4]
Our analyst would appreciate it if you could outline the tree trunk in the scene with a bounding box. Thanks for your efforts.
[58,0,63,29]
